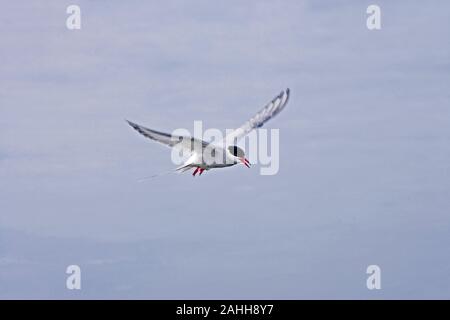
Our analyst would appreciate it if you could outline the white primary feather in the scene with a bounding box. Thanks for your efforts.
[220,88,290,146]
[126,120,209,155]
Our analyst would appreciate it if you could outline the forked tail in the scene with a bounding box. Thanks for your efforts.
[137,164,192,182]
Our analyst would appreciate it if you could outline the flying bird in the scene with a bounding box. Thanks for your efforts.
[127,88,290,177]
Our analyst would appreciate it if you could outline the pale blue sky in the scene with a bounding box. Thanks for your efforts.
[1,0,449,298]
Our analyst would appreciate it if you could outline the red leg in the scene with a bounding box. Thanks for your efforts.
[192,167,199,176]
[199,168,205,176]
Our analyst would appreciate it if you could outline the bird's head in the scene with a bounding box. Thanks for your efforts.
[227,146,250,168]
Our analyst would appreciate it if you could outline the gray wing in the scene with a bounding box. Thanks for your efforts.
[223,88,290,144]
[126,120,209,152]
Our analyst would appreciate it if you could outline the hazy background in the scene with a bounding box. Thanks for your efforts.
[1,0,449,299]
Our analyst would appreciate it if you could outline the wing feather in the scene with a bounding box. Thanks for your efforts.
[223,88,290,144]
[126,120,208,153]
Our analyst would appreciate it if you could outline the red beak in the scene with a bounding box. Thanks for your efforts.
[239,157,251,168]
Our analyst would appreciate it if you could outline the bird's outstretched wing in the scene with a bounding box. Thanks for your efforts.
[126,120,209,153]
[222,88,290,145]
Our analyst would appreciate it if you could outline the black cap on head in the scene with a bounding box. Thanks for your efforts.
[228,146,245,158]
